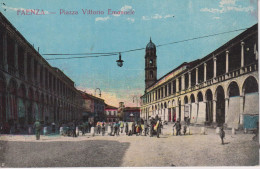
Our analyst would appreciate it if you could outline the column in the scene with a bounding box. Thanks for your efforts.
[213,99,216,123]
[31,57,34,82]
[181,75,185,91]
[239,95,244,125]
[37,63,41,85]
[42,66,45,88]
[24,51,27,81]
[176,78,179,92]
[225,98,229,123]
[165,108,168,121]
[180,104,185,122]
[213,56,217,78]
[204,63,207,82]
[14,41,18,76]
[175,106,179,121]
[254,43,258,60]
[188,72,191,88]
[3,33,8,71]
[196,68,198,85]
[241,41,245,68]
[167,84,169,96]
[226,50,229,73]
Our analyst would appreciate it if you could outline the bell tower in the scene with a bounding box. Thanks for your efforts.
[145,38,157,90]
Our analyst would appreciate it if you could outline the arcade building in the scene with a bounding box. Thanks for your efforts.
[0,12,84,131]
[141,24,258,129]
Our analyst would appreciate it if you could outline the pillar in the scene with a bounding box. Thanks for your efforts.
[180,104,185,122]
[181,75,185,90]
[204,63,207,82]
[226,50,229,73]
[213,99,216,123]
[254,43,258,60]
[14,41,18,76]
[30,57,34,82]
[24,51,27,81]
[196,68,198,85]
[188,72,191,88]
[3,32,8,71]
[239,96,244,125]
[175,106,179,121]
[225,98,229,123]
[241,41,245,68]
[213,56,217,78]
[176,78,179,92]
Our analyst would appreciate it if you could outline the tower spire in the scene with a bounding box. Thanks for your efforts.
[150,37,152,42]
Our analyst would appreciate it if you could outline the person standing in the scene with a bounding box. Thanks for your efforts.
[101,122,105,136]
[144,120,148,136]
[219,126,225,145]
[125,122,128,135]
[72,120,77,137]
[51,122,56,133]
[173,119,181,136]
[34,120,41,140]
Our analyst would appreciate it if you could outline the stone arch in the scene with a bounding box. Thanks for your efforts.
[241,75,259,129]
[215,85,225,126]
[172,99,176,107]
[205,89,213,124]
[227,81,240,97]
[8,78,18,94]
[164,102,167,109]
[184,96,188,104]
[242,76,258,95]
[197,91,203,102]
[190,94,195,103]
[0,72,6,92]
[168,100,171,108]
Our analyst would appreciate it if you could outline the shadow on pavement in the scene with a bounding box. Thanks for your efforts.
[0,140,130,167]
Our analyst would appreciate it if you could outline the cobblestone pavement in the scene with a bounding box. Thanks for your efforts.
[0,125,258,167]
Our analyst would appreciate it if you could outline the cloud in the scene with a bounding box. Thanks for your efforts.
[142,14,174,20]
[95,16,110,22]
[213,17,221,19]
[142,16,150,20]
[151,14,163,19]
[127,17,135,23]
[200,0,255,14]
[113,5,134,17]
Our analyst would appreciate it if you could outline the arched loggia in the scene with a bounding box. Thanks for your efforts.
[242,76,259,129]
[226,82,240,128]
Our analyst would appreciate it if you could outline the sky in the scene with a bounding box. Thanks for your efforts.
[1,0,258,107]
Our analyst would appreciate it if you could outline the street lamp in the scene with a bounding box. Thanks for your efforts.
[116,53,124,67]
[95,88,102,97]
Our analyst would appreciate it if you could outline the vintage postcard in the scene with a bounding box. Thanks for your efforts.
[0,0,258,168]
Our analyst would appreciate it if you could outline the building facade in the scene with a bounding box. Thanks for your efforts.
[105,104,118,122]
[0,12,83,130]
[141,24,258,129]
[80,91,105,123]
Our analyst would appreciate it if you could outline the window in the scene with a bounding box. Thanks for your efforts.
[150,71,153,78]
[149,59,153,66]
